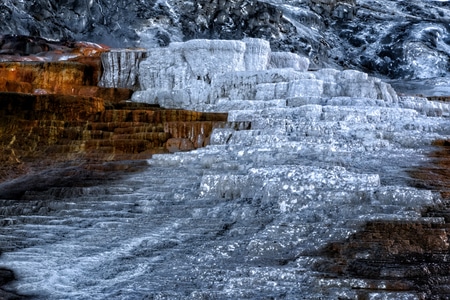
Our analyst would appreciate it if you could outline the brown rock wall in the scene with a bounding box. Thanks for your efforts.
[0,92,104,121]
[410,139,450,199]
[0,62,95,91]
[316,218,450,298]
[0,91,230,183]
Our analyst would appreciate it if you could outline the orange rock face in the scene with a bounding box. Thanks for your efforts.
[0,93,228,182]
[0,61,95,89]
[0,36,231,183]
[0,35,111,97]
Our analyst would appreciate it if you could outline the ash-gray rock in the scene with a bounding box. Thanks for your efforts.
[2,0,450,82]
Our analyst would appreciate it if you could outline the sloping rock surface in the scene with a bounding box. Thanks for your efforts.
[0,39,450,299]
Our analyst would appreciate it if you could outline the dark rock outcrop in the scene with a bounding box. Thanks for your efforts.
[2,1,450,80]
[316,218,450,299]
[0,267,23,300]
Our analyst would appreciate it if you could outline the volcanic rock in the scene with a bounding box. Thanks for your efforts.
[3,0,450,81]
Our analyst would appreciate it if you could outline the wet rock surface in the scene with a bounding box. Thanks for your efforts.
[0,94,228,186]
[316,218,450,299]
[0,40,229,187]
[1,38,450,298]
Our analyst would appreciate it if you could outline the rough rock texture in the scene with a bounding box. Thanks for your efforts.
[0,61,96,91]
[2,0,450,82]
[0,45,229,185]
[98,50,148,91]
[0,35,114,97]
[309,0,357,19]
[0,35,109,59]
[132,39,400,111]
[0,61,133,101]
[410,140,450,199]
[1,39,450,299]
[0,93,228,185]
[316,218,450,299]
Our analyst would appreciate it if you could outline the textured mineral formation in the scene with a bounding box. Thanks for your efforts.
[98,49,148,91]
[0,93,227,183]
[132,39,399,111]
[0,37,228,185]
[1,37,450,299]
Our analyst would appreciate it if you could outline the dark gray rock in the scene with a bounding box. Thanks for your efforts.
[2,0,449,80]
[98,50,148,90]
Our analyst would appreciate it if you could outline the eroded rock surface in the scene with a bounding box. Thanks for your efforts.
[2,0,450,82]
[0,93,228,185]
[0,40,229,185]
[98,50,148,91]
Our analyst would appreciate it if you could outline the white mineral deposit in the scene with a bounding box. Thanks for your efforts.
[1,38,450,299]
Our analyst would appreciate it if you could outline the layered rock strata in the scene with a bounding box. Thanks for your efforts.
[0,91,228,185]
[0,39,230,184]
[133,39,402,113]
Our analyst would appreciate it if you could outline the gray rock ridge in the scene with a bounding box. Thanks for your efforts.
[2,0,450,82]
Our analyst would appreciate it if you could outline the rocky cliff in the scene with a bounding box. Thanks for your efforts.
[1,0,449,84]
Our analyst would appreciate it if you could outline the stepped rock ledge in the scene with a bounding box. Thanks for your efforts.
[1,38,450,299]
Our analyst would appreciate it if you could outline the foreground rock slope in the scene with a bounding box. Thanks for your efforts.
[1,39,450,299]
